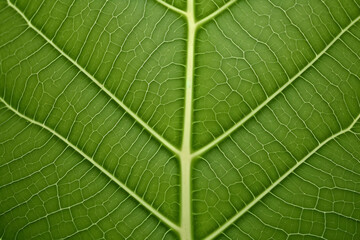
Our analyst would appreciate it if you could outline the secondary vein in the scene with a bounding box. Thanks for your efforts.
[0,97,180,232]
[192,14,360,158]
[204,112,360,240]
[6,0,180,156]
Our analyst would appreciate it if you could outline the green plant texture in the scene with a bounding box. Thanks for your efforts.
[1,0,360,239]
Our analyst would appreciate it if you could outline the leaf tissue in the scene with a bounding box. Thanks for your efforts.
[0,0,360,239]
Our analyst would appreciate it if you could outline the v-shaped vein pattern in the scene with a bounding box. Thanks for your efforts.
[1,0,360,239]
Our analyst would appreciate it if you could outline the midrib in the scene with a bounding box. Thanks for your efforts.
[180,0,195,239]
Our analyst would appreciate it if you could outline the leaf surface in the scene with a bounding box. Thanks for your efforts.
[0,0,360,239]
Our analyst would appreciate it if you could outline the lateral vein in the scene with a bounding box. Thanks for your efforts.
[192,14,360,158]
[204,113,360,240]
[196,0,237,27]
[157,0,187,16]
[0,97,180,232]
[6,0,180,156]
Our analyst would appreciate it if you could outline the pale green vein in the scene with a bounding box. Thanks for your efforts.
[192,14,360,158]
[157,0,186,16]
[196,0,237,27]
[180,0,195,239]
[159,1,239,238]
[0,97,180,232]
[204,113,360,240]
[6,0,180,156]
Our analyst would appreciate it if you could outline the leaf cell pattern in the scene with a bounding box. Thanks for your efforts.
[0,0,359,239]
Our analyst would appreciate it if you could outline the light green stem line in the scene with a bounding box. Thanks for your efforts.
[0,97,180,232]
[204,113,360,240]
[162,1,241,238]
[192,14,360,159]
[180,1,195,239]
[196,0,236,27]
[6,0,180,156]
[157,0,187,16]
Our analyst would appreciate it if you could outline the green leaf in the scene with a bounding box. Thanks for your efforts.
[1,0,359,239]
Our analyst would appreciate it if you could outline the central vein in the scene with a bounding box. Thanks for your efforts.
[180,0,196,239]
